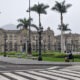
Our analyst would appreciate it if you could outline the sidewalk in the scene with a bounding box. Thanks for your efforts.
[0,56,80,65]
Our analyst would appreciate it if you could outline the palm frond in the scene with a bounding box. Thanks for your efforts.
[40,10,47,14]
[56,1,62,10]
[52,1,62,12]
[58,24,71,31]
[31,24,39,30]
[51,7,56,10]
[51,0,72,13]
[27,17,33,22]
[18,19,24,23]
[43,5,49,10]
[30,4,38,12]
[30,3,49,14]
[62,0,65,5]
[17,24,23,29]
[17,18,31,29]
[66,4,72,9]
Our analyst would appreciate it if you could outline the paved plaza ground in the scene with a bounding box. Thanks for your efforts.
[0,56,80,80]
[0,56,80,65]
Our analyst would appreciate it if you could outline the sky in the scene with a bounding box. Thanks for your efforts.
[0,0,79,35]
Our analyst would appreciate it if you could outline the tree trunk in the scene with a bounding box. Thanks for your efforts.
[63,31,66,52]
[39,13,41,27]
[27,0,32,55]
[38,13,42,60]
[61,13,64,53]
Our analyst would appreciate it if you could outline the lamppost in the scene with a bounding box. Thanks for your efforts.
[70,32,73,51]
[29,24,43,61]
[48,35,50,50]
[23,18,43,61]
[27,0,32,55]
[43,40,46,52]
[38,26,43,61]
[4,32,7,57]
[36,39,38,52]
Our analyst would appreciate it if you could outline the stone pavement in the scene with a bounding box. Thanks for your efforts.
[0,56,80,65]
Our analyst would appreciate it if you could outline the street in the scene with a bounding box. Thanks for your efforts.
[0,61,67,71]
[0,61,80,79]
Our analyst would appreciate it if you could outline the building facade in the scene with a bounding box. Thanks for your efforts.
[0,27,80,52]
[55,33,80,52]
[0,27,55,52]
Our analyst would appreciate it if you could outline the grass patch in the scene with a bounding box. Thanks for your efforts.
[43,57,64,62]
[0,51,80,62]
[43,57,80,62]
[32,51,80,62]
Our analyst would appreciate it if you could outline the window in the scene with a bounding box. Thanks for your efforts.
[14,35,17,40]
[9,34,12,40]
[14,43,17,51]
[9,42,12,51]
[33,36,35,40]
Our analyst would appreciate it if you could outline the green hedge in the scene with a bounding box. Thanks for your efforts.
[54,53,66,58]
[73,54,80,58]
[0,52,22,56]
[0,52,4,55]
[1,51,80,59]
[32,51,80,58]
[32,51,66,58]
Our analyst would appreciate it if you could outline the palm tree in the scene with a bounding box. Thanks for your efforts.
[51,0,72,52]
[30,3,49,60]
[17,18,33,55]
[30,3,49,27]
[17,18,32,29]
[58,23,71,52]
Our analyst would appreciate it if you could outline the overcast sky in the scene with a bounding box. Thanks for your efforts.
[0,0,79,35]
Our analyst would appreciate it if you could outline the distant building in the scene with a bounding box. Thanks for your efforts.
[55,33,80,52]
[0,27,80,52]
[0,27,55,52]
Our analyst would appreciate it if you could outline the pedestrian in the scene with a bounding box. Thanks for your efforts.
[65,56,69,62]
[68,50,74,62]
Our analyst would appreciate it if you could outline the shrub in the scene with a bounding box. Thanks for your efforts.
[73,54,80,58]
[7,52,18,55]
[54,53,66,58]
[0,52,4,55]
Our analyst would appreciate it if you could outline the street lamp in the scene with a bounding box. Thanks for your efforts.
[26,21,43,61]
[4,32,7,57]
[48,35,50,50]
[27,0,32,55]
[36,39,38,52]
[38,26,43,61]
[43,40,46,52]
